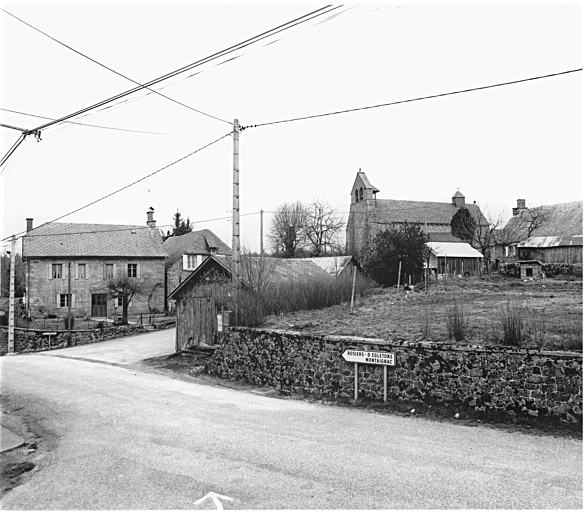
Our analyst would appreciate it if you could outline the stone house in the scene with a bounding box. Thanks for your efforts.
[162,229,231,302]
[22,209,166,319]
[345,171,488,261]
[497,200,583,265]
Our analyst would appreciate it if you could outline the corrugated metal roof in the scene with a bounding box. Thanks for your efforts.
[427,242,483,258]
[517,234,583,248]
[296,256,353,277]
[23,222,166,258]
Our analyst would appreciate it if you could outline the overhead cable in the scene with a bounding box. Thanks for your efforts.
[242,68,583,130]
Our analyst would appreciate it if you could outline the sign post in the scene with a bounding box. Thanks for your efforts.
[342,349,395,402]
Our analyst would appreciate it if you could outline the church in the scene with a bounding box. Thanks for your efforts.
[345,171,488,273]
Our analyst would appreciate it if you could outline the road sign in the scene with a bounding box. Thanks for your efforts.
[342,350,395,366]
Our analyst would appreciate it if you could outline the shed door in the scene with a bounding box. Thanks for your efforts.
[178,296,218,351]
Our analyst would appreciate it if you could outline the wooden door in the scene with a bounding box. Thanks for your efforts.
[91,293,108,317]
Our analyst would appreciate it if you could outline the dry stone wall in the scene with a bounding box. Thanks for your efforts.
[209,328,583,423]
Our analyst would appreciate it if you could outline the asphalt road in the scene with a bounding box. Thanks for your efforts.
[1,329,582,510]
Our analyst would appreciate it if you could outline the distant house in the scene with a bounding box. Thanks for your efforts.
[168,254,357,351]
[345,171,488,261]
[426,242,483,278]
[498,200,583,264]
[162,229,231,303]
[22,209,166,318]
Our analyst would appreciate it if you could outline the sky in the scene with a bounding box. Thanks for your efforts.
[1,1,582,254]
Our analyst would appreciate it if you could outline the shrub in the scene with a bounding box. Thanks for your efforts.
[497,301,525,346]
[445,297,466,341]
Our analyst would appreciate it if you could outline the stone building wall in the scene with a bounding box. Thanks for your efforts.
[26,257,165,317]
[209,328,583,423]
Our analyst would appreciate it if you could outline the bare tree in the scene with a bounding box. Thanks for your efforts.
[105,271,149,324]
[519,205,550,238]
[304,199,345,256]
[268,201,308,258]
[470,206,506,275]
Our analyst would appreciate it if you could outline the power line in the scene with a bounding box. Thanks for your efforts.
[242,68,583,130]
[1,131,233,242]
[1,108,197,136]
[23,5,341,136]
[1,8,231,125]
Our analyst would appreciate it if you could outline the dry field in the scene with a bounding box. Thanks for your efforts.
[263,275,583,350]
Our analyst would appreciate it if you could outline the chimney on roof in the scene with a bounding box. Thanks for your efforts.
[146,207,156,228]
[452,190,465,208]
[26,218,33,232]
[512,199,526,216]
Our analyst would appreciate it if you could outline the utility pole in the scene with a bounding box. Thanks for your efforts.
[260,209,264,257]
[8,235,15,353]
[232,119,241,288]
[67,261,72,345]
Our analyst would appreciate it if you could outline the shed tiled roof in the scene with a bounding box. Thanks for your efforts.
[373,199,488,226]
[503,201,583,242]
[162,229,231,268]
[23,223,166,258]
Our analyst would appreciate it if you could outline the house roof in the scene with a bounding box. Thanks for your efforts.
[503,201,583,242]
[22,223,166,258]
[427,242,483,258]
[517,235,583,249]
[162,229,231,268]
[373,199,488,227]
[296,256,354,277]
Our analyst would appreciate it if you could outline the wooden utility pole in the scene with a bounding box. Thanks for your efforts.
[8,235,15,353]
[260,209,264,257]
[232,119,241,287]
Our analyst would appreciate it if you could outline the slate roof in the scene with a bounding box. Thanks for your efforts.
[427,242,483,258]
[356,171,380,193]
[23,223,166,258]
[372,199,488,226]
[162,229,231,268]
[503,201,583,242]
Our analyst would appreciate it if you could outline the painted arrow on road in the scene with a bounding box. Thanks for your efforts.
[194,491,234,510]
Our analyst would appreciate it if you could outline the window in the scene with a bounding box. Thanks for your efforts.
[105,264,114,279]
[77,263,86,279]
[52,264,62,279]
[359,187,363,201]
[127,263,138,278]
[184,254,203,270]
[355,189,358,203]
[60,294,71,307]
[116,296,124,307]
[504,246,509,257]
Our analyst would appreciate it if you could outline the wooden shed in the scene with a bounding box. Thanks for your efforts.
[427,242,483,278]
[518,260,545,280]
[167,255,233,351]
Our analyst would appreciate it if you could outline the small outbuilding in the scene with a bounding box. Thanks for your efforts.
[518,260,545,280]
[427,242,483,278]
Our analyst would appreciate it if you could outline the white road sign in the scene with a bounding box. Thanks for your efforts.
[342,350,395,366]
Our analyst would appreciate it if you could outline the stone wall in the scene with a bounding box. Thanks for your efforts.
[26,257,165,317]
[0,324,147,355]
[209,328,583,423]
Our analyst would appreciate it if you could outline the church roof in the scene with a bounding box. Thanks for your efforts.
[372,199,488,226]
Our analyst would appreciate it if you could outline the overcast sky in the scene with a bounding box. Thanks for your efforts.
[1,1,581,254]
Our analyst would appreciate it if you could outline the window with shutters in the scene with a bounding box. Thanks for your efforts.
[78,263,87,279]
[52,263,63,279]
[184,254,203,270]
[60,294,72,307]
